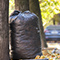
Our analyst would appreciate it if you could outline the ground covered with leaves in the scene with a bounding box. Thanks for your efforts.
[35,48,60,60]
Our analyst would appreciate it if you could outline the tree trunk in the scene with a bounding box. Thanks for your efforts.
[15,0,29,12]
[29,0,47,48]
[53,20,55,25]
[0,0,9,60]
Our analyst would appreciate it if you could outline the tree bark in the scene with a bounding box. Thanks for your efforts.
[0,0,9,60]
[15,0,29,12]
[29,0,47,48]
[53,20,55,25]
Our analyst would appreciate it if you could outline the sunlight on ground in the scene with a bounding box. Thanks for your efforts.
[47,42,60,49]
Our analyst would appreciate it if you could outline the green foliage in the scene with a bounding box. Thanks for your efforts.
[9,0,15,15]
[39,0,60,28]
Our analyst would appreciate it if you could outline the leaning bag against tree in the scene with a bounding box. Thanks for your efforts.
[10,11,42,59]
[9,10,21,23]
[9,10,21,58]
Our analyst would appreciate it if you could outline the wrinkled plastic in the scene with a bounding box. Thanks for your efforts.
[10,11,42,59]
[9,10,21,23]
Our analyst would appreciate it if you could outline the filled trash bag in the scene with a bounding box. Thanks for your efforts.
[9,10,21,23]
[9,10,21,59]
[10,11,42,59]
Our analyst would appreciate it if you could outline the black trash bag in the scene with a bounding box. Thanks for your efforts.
[9,10,21,59]
[10,11,42,59]
[9,10,21,23]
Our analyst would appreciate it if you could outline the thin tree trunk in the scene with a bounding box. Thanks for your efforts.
[29,0,47,48]
[15,0,29,12]
[0,0,9,60]
[53,20,55,25]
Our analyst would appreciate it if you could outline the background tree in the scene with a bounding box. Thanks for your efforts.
[0,0,9,60]
[29,0,47,48]
[53,13,60,25]
[53,20,55,25]
[15,0,29,12]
